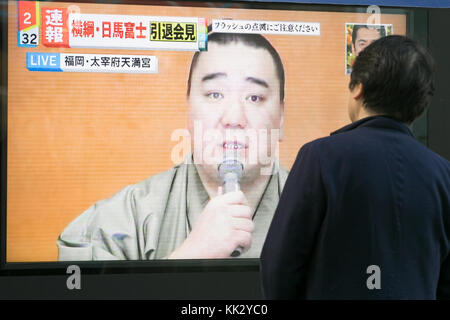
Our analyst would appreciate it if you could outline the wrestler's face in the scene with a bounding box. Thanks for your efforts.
[352,27,381,56]
[187,41,283,181]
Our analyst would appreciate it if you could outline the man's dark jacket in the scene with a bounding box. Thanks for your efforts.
[261,116,450,299]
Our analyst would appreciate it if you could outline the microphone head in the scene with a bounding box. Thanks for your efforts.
[218,157,243,194]
[218,148,243,194]
[218,158,243,181]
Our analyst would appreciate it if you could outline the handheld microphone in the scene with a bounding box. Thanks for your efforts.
[218,148,244,257]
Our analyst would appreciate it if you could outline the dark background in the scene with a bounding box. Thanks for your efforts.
[0,4,449,299]
[427,9,450,161]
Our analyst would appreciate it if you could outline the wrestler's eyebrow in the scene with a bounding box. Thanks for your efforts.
[246,77,269,88]
[202,72,227,82]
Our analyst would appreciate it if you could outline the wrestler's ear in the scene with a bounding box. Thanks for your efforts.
[279,103,284,142]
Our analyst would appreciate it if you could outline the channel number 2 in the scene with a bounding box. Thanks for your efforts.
[21,12,37,45]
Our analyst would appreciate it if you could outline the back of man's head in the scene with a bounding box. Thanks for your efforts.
[349,35,435,124]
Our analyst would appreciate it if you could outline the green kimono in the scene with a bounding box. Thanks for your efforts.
[57,162,288,260]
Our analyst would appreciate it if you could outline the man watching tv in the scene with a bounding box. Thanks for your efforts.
[261,35,450,299]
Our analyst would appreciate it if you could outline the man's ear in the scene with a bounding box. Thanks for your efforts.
[352,83,364,100]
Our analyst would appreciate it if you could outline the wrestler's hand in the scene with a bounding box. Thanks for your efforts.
[168,189,254,259]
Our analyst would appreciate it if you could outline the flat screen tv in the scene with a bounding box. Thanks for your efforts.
[1,0,422,276]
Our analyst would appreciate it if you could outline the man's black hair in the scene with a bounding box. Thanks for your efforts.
[187,32,285,102]
[349,35,435,124]
[352,24,386,45]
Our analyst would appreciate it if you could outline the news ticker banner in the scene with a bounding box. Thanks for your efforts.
[17,1,322,49]
[17,1,322,74]
[26,52,158,73]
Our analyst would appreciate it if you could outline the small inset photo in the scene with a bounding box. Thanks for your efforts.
[346,23,393,74]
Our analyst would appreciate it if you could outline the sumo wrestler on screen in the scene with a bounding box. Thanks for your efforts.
[57,32,288,260]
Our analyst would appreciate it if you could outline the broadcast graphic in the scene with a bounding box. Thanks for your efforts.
[6,1,406,262]
[345,23,394,74]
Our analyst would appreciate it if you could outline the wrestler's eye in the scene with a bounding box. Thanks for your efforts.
[246,94,265,103]
[206,92,223,100]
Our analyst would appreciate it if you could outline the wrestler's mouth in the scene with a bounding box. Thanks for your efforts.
[222,141,247,150]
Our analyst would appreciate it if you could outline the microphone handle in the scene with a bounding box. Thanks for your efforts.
[223,178,240,193]
[222,174,244,258]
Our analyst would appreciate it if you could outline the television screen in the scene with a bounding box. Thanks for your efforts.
[3,0,407,264]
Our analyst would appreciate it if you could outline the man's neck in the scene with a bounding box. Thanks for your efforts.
[353,103,379,122]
